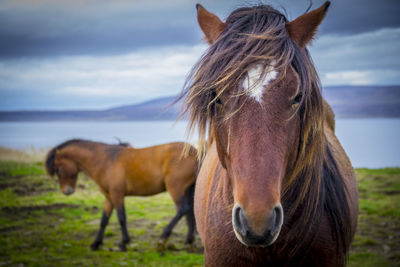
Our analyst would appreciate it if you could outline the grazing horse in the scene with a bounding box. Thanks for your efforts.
[179,2,358,266]
[45,139,197,251]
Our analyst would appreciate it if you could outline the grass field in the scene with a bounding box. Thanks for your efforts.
[0,149,399,266]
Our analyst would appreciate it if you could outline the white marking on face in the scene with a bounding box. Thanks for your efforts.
[242,61,278,103]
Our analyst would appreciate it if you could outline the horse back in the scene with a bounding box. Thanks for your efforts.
[117,142,197,200]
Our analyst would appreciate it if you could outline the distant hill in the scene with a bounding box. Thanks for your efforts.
[0,86,399,121]
[322,86,400,118]
[0,96,181,121]
[105,96,181,120]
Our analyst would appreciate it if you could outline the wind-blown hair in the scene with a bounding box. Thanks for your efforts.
[179,4,323,192]
[178,4,352,265]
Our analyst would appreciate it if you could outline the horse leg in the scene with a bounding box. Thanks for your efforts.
[157,205,185,252]
[184,183,196,245]
[161,203,186,240]
[115,203,130,251]
[159,192,191,251]
[184,205,196,245]
[90,198,113,250]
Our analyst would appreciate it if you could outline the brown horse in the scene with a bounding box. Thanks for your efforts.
[178,2,358,266]
[45,139,197,251]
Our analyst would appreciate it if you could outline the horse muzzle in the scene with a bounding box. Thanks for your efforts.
[62,186,75,195]
[232,203,284,247]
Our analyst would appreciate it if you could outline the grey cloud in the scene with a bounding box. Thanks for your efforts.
[0,0,399,59]
[321,0,400,34]
[310,28,400,72]
[0,45,206,110]
[0,1,201,58]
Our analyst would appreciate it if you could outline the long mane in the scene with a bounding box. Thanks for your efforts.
[45,139,86,176]
[179,4,352,264]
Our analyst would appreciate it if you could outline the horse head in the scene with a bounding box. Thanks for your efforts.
[46,144,80,196]
[184,2,330,247]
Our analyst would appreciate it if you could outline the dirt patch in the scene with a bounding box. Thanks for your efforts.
[380,190,400,195]
[0,182,55,196]
[2,203,80,215]
[0,174,56,196]
[84,206,100,214]
[0,225,21,233]
[77,184,86,190]
[351,214,400,265]
[12,185,55,196]
[91,215,204,255]
[0,173,23,180]
[0,183,14,190]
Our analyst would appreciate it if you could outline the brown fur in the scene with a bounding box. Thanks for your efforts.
[178,3,358,266]
[196,4,227,44]
[286,1,331,47]
[45,139,198,249]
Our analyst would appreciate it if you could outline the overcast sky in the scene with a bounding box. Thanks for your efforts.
[0,0,399,110]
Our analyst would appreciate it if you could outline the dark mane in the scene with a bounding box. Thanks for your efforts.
[45,139,86,176]
[279,142,352,265]
[179,4,352,262]
[45,139,129,176]
[321,144,353,264]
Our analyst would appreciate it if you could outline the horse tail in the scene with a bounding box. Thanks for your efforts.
[45,147,57,176]
[186,143,202,178]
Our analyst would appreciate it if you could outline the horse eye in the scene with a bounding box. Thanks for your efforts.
[216,97,222,105]
[292,92,303,105]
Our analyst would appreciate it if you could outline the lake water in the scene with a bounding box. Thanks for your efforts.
[0,119,399,168]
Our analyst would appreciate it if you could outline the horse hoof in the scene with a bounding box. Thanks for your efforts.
[157,240,166,252]
[119,243,127,252]
[184,237,195,245]
[90,241,102,251]
[167,243,178,251]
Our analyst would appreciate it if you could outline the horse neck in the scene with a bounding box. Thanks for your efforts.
[59,143,105,178]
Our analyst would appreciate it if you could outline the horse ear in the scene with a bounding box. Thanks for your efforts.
[196,3,226,44]
[286,1,330,48]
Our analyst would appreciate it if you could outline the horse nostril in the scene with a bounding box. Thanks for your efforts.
[274,205,283,226]
[233,205,249,237]
[266,204,283,236]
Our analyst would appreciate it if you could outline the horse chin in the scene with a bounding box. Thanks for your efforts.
[233,226,281,247]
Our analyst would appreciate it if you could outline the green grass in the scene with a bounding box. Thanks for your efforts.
[0,161,399,266]
[0,161,203,266]
[349,168,400,267]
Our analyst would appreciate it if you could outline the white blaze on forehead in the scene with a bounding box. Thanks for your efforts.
[242,61,278,102]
